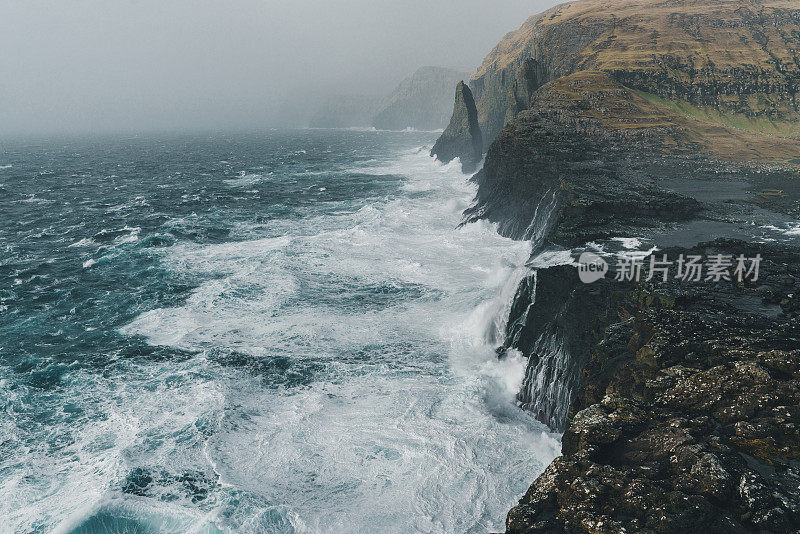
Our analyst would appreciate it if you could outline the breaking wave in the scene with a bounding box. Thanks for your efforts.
[0,132,559,533]
[116,145,560,533]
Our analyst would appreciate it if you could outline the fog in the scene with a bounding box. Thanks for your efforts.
[0,0,558,135]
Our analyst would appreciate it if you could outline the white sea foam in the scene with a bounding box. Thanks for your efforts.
[15,142,560,533]
[68,237,96,248]
[114,226,141,244]
[762,222,800,236]
[20,365,225,534]
[528,249,576,268]
[225,172,265,187]
[609,236,658,260]
[21,194,54,204]
[611,236,644,249]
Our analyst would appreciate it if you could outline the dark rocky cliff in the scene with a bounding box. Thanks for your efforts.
[504,242,800,533]
[452,0,800,531]
[464,70,800,243]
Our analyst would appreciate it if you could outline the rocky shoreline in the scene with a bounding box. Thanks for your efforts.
[430,0,800,531]
[504,241,800,532]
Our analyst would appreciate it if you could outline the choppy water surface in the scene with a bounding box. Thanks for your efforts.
[0,131,559,533]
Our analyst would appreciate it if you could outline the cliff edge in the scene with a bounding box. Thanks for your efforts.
[505,243,800,532]
[450,0,800,531]
[436,0,800,153]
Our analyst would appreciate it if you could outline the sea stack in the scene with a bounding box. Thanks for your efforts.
[431,81,483,173]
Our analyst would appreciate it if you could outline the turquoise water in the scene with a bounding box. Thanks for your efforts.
[0,131,558,533]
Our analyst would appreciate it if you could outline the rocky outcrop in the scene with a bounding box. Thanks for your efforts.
[371,66,470,131]
[499,265,620,431]
[504,241,800,533]
[430,81,483,173]
[444,0,800,149]
[452,0,800,531]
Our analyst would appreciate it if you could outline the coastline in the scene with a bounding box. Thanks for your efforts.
[430,0,800,530]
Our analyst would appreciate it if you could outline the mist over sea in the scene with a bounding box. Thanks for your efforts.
[0,130,559,533]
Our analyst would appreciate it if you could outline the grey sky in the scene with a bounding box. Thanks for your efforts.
[1,0,558,134]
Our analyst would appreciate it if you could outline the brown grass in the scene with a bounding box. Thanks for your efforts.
[475,0,800,86]
[538,70,800,165]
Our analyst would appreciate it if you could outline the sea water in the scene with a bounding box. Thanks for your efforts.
[0,131,559,533]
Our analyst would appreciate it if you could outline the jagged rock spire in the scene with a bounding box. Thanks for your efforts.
[431,81,483,173]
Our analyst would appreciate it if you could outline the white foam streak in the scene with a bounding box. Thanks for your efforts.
[762,222,800,236]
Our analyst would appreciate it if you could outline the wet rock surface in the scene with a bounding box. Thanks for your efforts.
[456,2,800,530]
[504,241,800,533]
[500,266,621,431]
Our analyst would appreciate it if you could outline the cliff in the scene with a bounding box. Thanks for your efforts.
[445,0,800,150]
[308,66,470,130]
[371,66,470,130]
[465,70,800,242]
[451,0,800,531]
[505,243,800,532]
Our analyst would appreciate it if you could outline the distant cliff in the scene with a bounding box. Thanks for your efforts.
[371,66,470,130]
[308,66,469,130]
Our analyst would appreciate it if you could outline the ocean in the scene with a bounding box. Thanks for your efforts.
[0,130,559,533]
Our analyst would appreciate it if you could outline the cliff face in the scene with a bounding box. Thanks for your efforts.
[465,70,800,242]
[430,81,484,173]
[371,66,470,130]
[459,0,800,148]
[454,0,800,531]
[309,66,470,130]
[505,242,800,533]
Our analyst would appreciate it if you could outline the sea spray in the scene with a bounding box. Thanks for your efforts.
[0,131,561,533]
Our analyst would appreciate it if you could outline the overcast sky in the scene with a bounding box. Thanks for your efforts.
[1,0,559,134]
